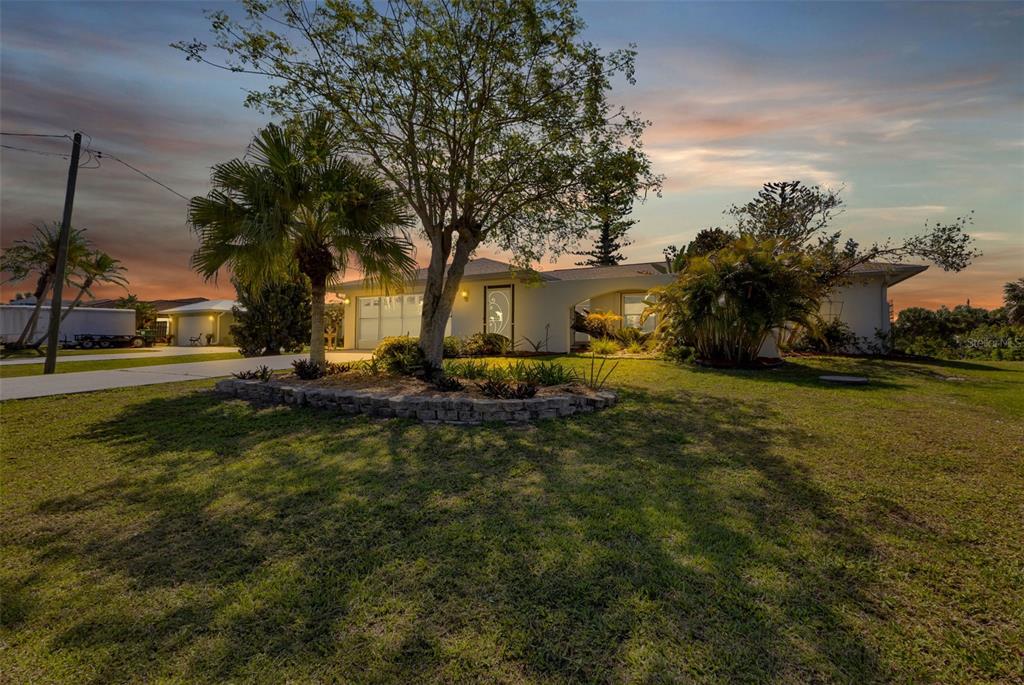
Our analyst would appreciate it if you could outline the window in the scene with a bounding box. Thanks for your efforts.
[622,294,655,332]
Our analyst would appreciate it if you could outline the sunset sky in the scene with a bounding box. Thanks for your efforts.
[1,1,1021,309]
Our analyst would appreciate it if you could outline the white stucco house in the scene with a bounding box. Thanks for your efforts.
[336,257,927,354]
[159,299,241,346]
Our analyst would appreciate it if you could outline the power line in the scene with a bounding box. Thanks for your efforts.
[2,143,101,169]
[96,151,190,201]
[0,143,71,158]
[0,131,72,139]
[1,131,191,201]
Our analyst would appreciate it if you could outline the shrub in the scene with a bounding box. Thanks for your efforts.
[232,365,272,382]
[590,338,620,356]
[613,326,650,346]
[231,278,311,357]
[504,360,578,386]
[325,362,351,376]
[292,358,325,379]
[582,352,620,390]
[442,358,492,380]
[792,318,857,353]
[462,332,510,356]
[625,341,644,355]
[291,359,352,379]
[373,336,425,376]
[354,357,383,376]
[646,237,823,367]
[572,311,621,340]
[476,379,537,399]
[432,374,465,392]
[443,335,463,358]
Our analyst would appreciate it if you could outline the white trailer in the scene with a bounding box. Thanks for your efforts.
[0,305,136,346]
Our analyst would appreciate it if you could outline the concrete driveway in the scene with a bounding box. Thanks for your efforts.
[0,351,371,401]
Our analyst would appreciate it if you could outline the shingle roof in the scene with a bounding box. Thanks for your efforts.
[541,262,668,281]
[159,299,239,314]
[339,257,670,288]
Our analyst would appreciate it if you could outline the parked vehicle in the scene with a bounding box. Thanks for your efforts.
[68,333,155,349]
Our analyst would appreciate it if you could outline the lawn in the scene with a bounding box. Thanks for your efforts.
[1,356,1021,683]
[0,352,243,378]
[1,347,160,359]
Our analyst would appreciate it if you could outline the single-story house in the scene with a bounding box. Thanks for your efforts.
[159,299,240,346]
[336,257,928,353]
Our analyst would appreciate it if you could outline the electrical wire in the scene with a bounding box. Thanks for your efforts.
[0,143,71,158]
[0,131,72,139]
[1,131,190,201]
[93,151,190,201]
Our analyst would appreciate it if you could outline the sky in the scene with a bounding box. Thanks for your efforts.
[1,1,1022,309]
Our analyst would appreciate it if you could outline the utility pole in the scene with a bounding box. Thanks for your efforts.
[43,132,82,375]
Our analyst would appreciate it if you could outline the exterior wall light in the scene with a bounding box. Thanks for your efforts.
[208,315,215,321]
[460,289,469,301]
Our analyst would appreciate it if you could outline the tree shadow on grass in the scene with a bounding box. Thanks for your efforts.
[11,386,892,683]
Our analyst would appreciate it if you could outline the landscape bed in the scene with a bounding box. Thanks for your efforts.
[216,375,617,424]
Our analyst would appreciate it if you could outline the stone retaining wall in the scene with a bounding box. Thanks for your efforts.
[215,378,617,425]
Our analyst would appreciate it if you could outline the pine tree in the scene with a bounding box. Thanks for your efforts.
[574,143,661,267]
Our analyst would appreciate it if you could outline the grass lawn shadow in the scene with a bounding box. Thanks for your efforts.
[0,381,901,683]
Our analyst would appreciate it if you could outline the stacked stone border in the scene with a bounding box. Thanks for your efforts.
[215,378,617,425]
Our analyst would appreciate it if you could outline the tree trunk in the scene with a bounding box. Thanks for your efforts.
[309,279,326,365]
[418,231,477,367]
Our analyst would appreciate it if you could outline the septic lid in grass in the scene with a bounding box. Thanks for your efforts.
[819,375,869,385]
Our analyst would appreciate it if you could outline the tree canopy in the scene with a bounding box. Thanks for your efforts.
[726,181,980,287]
[177,0,655,363]
[188,113,416,363]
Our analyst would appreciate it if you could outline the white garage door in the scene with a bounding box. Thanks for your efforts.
[356,294,450,348]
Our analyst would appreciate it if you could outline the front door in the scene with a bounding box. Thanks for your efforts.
[484,285,514,338]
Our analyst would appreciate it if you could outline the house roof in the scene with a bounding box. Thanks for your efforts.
[847,262,928,285]
[339,258,669,288]
[83,297,210,311]
[159,299,239,314]
[541,262,668,281]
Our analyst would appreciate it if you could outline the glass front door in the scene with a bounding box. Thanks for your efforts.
[484,285,513,337]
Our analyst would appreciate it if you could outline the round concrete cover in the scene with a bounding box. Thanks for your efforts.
[819,375,869,385]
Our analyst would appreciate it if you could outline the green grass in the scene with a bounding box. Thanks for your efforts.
[2,347,160,359]
[2,356,1021,683]
[0,352,243,378]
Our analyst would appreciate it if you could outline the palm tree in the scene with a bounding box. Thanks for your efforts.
[188,113,416,364]
[0,223,92,347]
[115,294,158,330]
[646,237,823,366]
[1005,278,1024,326]
[31,250,128,345]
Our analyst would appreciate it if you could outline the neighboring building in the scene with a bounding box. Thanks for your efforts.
[336,257,928,354]
[83,297,209,311]
[158,300,240,346]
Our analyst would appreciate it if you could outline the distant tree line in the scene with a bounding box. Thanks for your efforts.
[891,280,1024,360]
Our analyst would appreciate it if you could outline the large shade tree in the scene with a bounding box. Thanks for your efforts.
[188,113,416,364]
[176,0,654,364]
